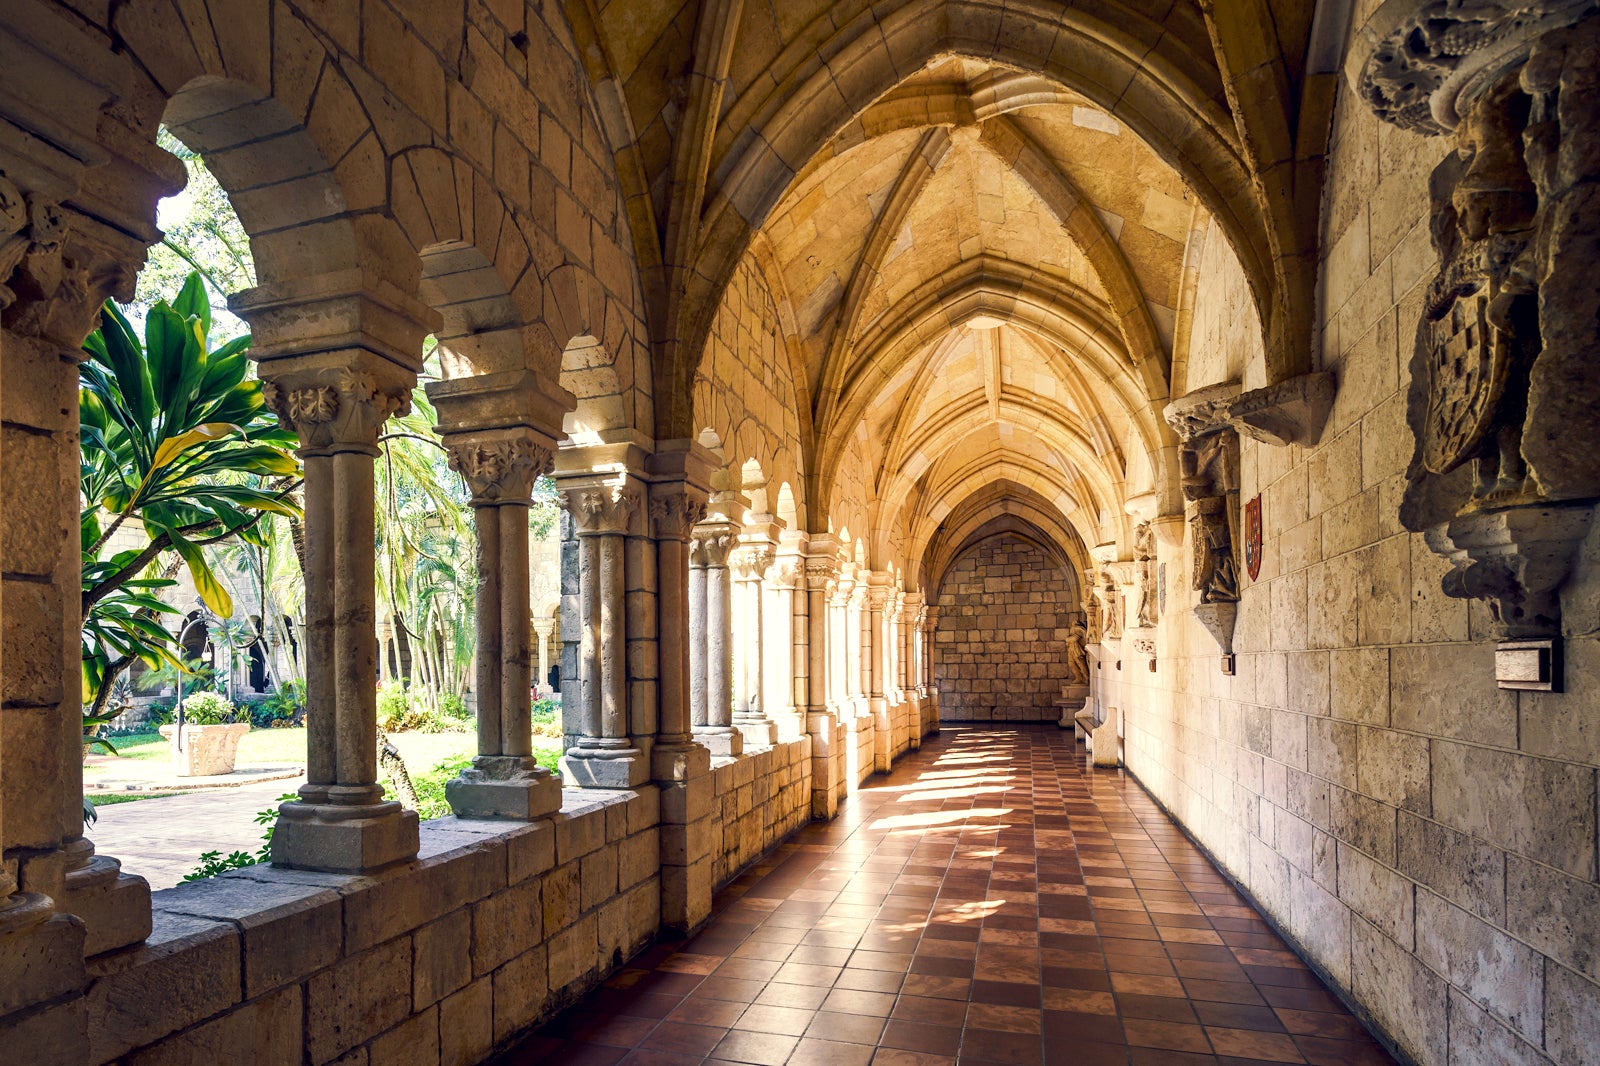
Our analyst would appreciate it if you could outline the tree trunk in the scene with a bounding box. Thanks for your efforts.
[377,727,420,809]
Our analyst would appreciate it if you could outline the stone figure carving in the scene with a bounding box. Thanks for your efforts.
[1064,624,1089,684]
[1351,4,1600,637]
[1182,431,1240,605]
[1101,572,1123,639]
[1133,522,1158,627]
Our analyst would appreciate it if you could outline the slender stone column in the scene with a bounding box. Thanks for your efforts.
[768,530,807,742]
[534,618,555,692]
[866,577,891,773]
[559,482,650,787]
[923,606,941,729]
[644,439,717,932]
[804,537,844,817]
[690,513,742,756]
[435,422,564,820]
[900,591,924,750]
[261,357,421,872]
[731,512,780,748]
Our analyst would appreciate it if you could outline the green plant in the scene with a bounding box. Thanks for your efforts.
[438,692,468,719]
[531,696,563,739]
[181,792,293,882]
[249,680,304,728]
[409,752,473,820]
[180,690,234,725]
[79,271,301,729]
[377,679,417,732]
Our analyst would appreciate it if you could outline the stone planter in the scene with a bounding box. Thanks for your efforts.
[159,722,250,777]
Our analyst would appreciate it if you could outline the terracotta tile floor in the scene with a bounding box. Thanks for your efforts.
[495,725,1396,1066]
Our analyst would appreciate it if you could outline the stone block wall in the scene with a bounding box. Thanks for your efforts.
[709,738,813,888]
[89,791,660,1066]
[933,536,1080,722]
[1106,23,1600,1063]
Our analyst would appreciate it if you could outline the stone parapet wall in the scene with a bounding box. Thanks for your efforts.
[85,790,659,1066]
[933,536,1079,722]
[709,738,812,888]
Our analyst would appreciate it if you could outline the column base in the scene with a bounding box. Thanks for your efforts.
[270,800,420,874]
[692,725,743,757]
[447,755,562,820]
[733,714,776,749]
[870,697,891,772]
[57,849,151,957]
[0,898,86,1018]
[561,745,651,788]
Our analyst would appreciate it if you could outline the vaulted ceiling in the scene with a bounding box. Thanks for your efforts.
[565,0,1337,588]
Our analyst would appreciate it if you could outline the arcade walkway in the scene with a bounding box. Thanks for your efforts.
[497,726,1394,1065]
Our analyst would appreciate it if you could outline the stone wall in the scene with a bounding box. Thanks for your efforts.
[1105,17,1600,1062]
[709,738,813,889]
[88,790,659,1066]
[933,536,1080,722]
[695,258,808,515]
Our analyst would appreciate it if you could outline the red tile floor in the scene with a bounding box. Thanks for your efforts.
[496,725,1395,1066]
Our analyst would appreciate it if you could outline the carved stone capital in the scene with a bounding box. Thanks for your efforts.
[262,365,414,455]
[731,547,774,581]
[648,493,708,540]
[1345,0,1595,134]
[769,561,803,589]
[445,433,553,505]
[561,486,640,536]
[689,523,739,567]
[804,559,839,593]
[0,177,140,350]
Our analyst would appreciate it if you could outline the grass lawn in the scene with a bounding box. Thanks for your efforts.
[87,792,188,807]
[92,728,561,777]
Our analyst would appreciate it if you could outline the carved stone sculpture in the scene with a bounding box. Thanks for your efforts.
[1065,624,1089,684]
[1351,2,1600,638]
[1133,522,1158,627]
[1164,389,1244,659]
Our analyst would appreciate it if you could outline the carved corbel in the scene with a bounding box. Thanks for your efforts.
[1348,1,1600,667]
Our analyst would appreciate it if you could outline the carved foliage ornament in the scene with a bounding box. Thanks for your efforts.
[446,437,554,504]
[648,494,707,539]
[560,487,639,535]
[0,171,130,347]
[1347,0,1596,135]
[262,370,412,452]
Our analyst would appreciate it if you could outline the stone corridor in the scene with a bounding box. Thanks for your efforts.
[499,727,1394,1066]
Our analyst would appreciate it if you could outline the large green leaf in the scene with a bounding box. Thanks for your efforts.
[172,271,212,338]
[168,529,233,617]
[151,422,241,471]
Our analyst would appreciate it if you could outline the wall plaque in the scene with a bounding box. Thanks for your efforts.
[1244,494,1263,581]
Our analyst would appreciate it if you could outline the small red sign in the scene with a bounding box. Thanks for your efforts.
[1244,494,1263,581]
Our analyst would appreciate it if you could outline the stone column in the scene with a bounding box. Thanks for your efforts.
[533,618,555,691]
[866,575,890,773]
[0,21,176,1038]
[689,506,742,757]
[901,591,924,750]
[644,441,715,931]
[731,512,780,748]
[804,537,844,817]
[434,406,567,820]
[558,481,650,788]
[261,357,422,872]
[922,607,941,730]
[768,529,807,743]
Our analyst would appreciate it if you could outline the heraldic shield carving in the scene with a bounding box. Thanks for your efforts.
[1244,495,1263,583]
[1350,1,1600,640]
